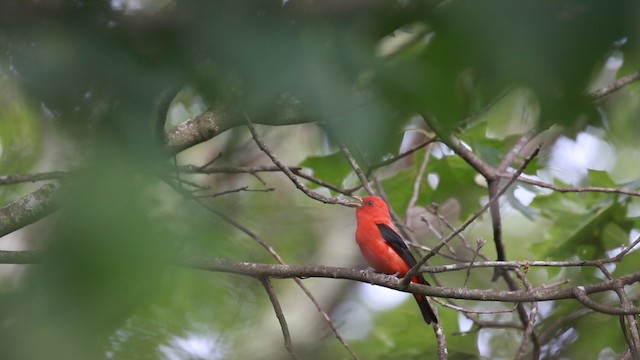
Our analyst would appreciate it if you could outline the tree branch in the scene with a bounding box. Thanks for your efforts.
[260,277,299,360]
[179,258,640,307]
[339,144,376,195]
[402,144,541,286]
[572,286,640,315]
[0,171,65,185]
[497,173,640,197]
[165,100,316,154]
[591,71,640,99]
[0,183,61,238]
[244,115,359,207]
[188,197,360,360]
[3,250,640,309]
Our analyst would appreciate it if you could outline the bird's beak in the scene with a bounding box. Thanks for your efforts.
[348,196,364,208]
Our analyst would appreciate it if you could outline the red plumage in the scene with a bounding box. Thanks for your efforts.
[355,195,437,324]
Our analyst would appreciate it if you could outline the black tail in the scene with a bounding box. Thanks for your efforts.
[414,294,437,324]
[413,276,437,324]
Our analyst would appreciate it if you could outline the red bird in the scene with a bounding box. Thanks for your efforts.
[355,195,437,324]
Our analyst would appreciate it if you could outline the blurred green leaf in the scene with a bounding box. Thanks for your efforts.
[426,154,486,218]
[300,152,352,189]
[587,169,617,188]
[531,191,633,261]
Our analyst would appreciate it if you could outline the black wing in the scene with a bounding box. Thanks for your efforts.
[377,224,437,323]
[376,223,418,268]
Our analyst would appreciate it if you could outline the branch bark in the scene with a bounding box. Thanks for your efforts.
[0,183,61,238]
[3,249,640,313]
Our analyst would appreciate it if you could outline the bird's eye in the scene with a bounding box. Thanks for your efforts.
[367,200,374,206]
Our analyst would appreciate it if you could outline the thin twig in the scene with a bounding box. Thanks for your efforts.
[426,205,488,261]
[573,286,640,315]
[488,177,506,280]
[292,169,352,195]
[366,137,438,174]
[195,186,275,198]
[403,144,542,286]
[159,173,361,359]
[464,239,485,288]
[292,278,361,360]
[406,143,434,225]
[198,152,224,170]
[513,269,540,360]
[259,277,299,359]
[497,131,536,173]
[597,263,640,358]
[591,71,640,99]
[339,144,376,195]
[191,199,360,360]
[406,241,462,263]
[0,171,65,185]
[244,115,359,207]
[434,298,518,314]
[182,165,302,174]
[419,216,458,258]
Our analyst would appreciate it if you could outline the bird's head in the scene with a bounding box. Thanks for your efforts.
[353,195,390,219]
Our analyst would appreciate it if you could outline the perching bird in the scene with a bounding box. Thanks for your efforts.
[354,195,437,324]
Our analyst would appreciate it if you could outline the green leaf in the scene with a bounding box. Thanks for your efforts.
[426,154,486,218]
[530,192,633,260]
[300,152,352,189]
[587,169,617,188]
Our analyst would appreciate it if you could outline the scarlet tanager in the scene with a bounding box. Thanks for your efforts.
[355,195,437,324]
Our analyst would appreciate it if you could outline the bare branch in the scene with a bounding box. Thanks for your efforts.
[244,116,359,207]
[0,183,61,238]
[0,171,65,185]
[195,186,275,198]
[497,173,640,197]
[190,199,360,360]
[367,137,438,174]
[3,250,640,307]
[403,144,541,286]
[464,238,485,288]
[435,298,518,315]
[165,100,316,154]
[291,169,352,195]
[260,277,299,360]
[141,258,640,305]
[434,323,447,360]
[497,131,536,173]
[181,165,302,174]
[513,269,540,360]
[292,277,361,360]
[0,250,45,264]
[165,107,232,154]
[597,263,640,357]
[514,302,539,360]
[339,144,376,195]
[591,71,640,99]
[573,286,640,315]
[406,143,433,224]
